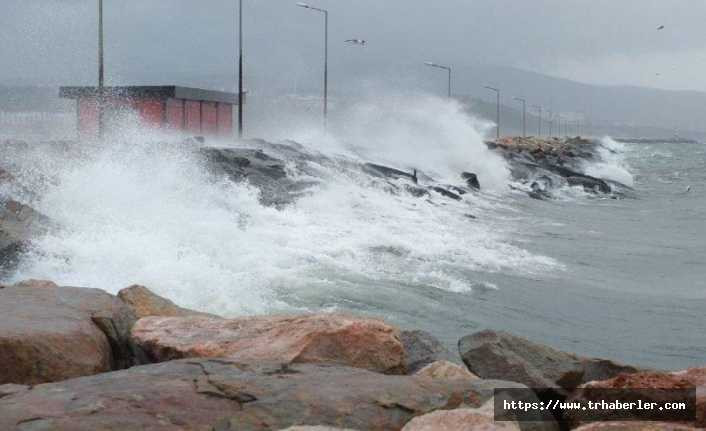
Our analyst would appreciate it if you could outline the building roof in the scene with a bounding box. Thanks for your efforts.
[59,86,242,104]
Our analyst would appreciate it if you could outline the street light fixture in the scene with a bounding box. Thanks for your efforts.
[98,0,105,139]
[237,0,244,138]
[297,2,329,129]
[514,97,526,138]
[424,62,452,98]
[532,105,542,137]
[484,86,500,140]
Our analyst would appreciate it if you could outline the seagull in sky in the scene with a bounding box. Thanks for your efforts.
[345,39,367,46]
[657,25,665,30]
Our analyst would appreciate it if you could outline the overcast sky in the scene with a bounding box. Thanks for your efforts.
[2,0,706,94]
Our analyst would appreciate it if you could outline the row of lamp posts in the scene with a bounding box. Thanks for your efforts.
[95,1,583,140]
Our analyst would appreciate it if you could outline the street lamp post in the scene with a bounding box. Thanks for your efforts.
[514,97,526,138]
[297,2,328,129]
[547,110,553,137]
[98,0,104,139]
[532,105,542,137]
[484,86,500,140]
[237,0,244,138]
[424,62,452,98]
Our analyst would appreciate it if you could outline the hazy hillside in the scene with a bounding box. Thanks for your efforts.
[3,63,705,140]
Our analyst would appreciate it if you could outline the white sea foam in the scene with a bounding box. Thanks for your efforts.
[583,137,635,187]
[6,97,558,315]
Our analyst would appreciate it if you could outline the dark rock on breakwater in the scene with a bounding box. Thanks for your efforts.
[491,137,631,199]
[0,200,49,277]
[459,330,644,399]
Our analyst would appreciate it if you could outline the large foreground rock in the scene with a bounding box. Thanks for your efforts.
[569,368,705,428]
[401,407,520,431]
[415,360,479,383]
[0,280,139,385]
[459,330,642,396]
[401,330,454,373]
[0,358,487,431]
[279,427,357,431]
[573,422,699,431]
[132,314,407,374]
[118,285,218,319]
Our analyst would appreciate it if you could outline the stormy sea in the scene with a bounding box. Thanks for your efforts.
[1,95,704,370]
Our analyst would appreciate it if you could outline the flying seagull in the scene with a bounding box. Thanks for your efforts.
[657,25,665,30]
[345,39,367,46]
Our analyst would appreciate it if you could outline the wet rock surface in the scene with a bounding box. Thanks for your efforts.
[200,146,316,208]
[568,368,705,428]
[0,280,139,385]
[401,406,520,431]
[572,422,699,431]
[132,314,407,374]
[0,359,480,431]
[415,360,480,383]
[459,330,642,397]
[401,329,455,373]
[118,285,219,319]
[0,199,50,277]
[491,137,630,199]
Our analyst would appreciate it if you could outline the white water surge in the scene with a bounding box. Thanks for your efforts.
[583,137,635,187]
[7,96,558,316]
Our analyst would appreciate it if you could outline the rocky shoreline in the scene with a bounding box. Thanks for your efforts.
[0,280,703,430]
[2,137,697,430]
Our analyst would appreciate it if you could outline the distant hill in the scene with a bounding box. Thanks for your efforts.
[5,63,706,141]
[0,86,71,112]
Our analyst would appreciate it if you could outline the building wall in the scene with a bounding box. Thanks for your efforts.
[217,103,233,137]
[201,102,218,135]
[78,98,99,140]
[72,96,234,138]
[135,99,165,128]
[185,100,201,133]
[166,98,184,130]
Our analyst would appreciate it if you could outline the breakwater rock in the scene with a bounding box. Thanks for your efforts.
[1,280,700,429]
[490,137,630,199]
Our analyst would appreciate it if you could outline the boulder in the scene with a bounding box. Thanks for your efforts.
[117,285,219,319]
[401,408,520,431]
[431,186,462,200]
[200,147,313,208]
[415,360,479,383]
[573,422,699,431]
[462,172,481,190]
[132,314,407,374]
[566,176,612,194]
[401,329,454,373]
[0,200,49,276]
[0,280,139,385]
[459,330,641,397]
[362,163,417,182]
[279,428,357,431]
[0,358,484,431]
[568,368,705,428]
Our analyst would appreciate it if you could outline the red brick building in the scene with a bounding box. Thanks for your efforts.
[59,86,241,139]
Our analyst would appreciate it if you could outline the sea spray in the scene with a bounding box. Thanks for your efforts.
[5,97,557,316]
[583,137,635,187]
